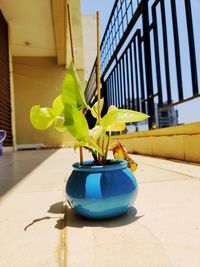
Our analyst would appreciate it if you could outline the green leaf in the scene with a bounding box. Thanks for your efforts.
[54,117,68,132]
[52,95,64,116]
[61,63,88,109]
[63,104,89,139]
[101,108,149,132]
[30,105,56,130]
[91,98,104,118]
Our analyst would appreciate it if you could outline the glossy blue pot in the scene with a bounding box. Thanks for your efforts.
[66,160,138,219]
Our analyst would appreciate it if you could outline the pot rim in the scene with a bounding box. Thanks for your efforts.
[72,159,128,172]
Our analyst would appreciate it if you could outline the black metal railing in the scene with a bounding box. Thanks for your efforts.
[85,0,199,129]
[84,59,97,106]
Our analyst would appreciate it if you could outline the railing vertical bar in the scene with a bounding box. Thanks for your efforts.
[114,65,119,107]
[110,72,114,105]
[116,63,120,107]
[111,22,115,54]
[125,48,131,109]
[116,4,121,42]
[142,0,155,127]
[108,27,111,59]
[122,54,127,108]
[131,0,134,16]
[133,38,140,111]
[160,0,172,104]
[184,0,198,95]
[152,4,163,106]
[109,76,113,105]
[120,0,124,34]
[119,60,124,108]
[124,0,129,25]
[137,30,145,113]
[114,11,118,49]
[129,42,135,110]
[111,19,115,53]
[112,71,116,106]
[108,73,112,105]
[171,0,183,101]
[116,62,121,107]
[105,79,110,106]
[111,70,115,106]
[108,76,112,105]
[101,80,108,115]
[119,58,124,107]
[111,74,114,105]
[118,61,122,108]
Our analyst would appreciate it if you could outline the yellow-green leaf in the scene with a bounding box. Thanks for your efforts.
[91,98,104,118]
[106,105,125,131]
[101,108,149,132]
[54,117,68,132]
[63,104,89,139]
[52,95,64,116]
[106,123,126,132]
[61,63,88,109]
[30,105,56,130]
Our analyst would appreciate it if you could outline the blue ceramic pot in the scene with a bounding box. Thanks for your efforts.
[66,160,138,219]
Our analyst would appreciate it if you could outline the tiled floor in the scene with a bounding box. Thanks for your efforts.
[0,148,200,267]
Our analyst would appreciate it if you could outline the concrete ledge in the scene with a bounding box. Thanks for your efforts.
[111,122,200,164]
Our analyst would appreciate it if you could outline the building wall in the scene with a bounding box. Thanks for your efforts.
[13,56,84,145]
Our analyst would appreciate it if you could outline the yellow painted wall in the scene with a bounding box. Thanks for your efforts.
[111,122,200,164]
[82,15,97,83]
[66,0,84,70]
[13,56,84,145]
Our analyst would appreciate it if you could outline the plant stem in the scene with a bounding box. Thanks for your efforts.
[97,137,102,164]
[104,132,111,163]
[102,135,105,155]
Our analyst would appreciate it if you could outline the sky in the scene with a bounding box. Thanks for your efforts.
[81,0,115,39]
[80,0,200,125]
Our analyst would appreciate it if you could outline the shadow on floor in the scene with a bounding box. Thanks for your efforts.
[0,149,57,197]
[24,201,143,231]
[48,201,143,229]
[24,201,64,231]
[24,216,54,231]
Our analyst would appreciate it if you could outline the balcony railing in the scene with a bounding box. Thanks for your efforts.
[85,0,199,128]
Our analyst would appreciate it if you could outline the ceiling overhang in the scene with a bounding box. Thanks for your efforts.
[0,0,67,64]
[51,0,66,65]
[0,0,85,67]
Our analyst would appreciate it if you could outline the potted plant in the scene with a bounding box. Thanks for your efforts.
[30,6,149,219]
[30,61,149,219]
